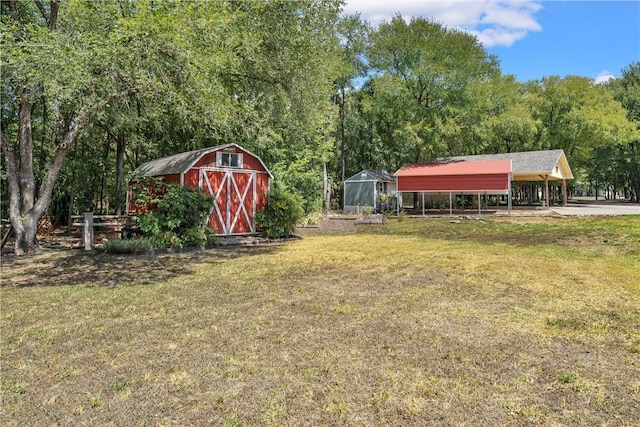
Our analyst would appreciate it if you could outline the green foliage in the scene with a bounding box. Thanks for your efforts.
[367,15,500,161]
[132,178,214,248]
[255,184,304,239]
[557,373,582,392]
[4,0,640,251]
[103,238,154,254]
[609,62,640,201]
[300,211,325,227]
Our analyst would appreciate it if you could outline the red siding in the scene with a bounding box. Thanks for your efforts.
[395,159,511,193]
[162,174,181,185]
[397,173,509,192]
[129,144,271,235]
[183,169,199,187]
[192,147,268,173]
[255,172,270,210]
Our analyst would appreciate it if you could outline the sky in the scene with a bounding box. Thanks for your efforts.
[342,0,640,83]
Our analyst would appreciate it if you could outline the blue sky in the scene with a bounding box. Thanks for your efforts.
[342,0,640,83]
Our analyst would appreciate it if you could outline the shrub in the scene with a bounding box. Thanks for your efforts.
[300,211,324,227]
[131,178,215,248]
[255,184,304,239]
[103,238,154,254]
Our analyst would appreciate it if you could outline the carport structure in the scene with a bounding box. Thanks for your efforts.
[441,149,573,208]
[395,159,513,214]
[394,149,574,215]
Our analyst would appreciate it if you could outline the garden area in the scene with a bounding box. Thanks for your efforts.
[1,215,639,426]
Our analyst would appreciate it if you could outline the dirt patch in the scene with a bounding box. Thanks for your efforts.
[296,215,359,236]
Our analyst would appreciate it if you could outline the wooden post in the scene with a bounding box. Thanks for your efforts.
[562,179,567,207]
[323,162,330,214]
[83,212,94,251]
[544,176,550,208]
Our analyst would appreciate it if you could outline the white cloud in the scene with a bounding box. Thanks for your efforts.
[342,0,544,47]
[594,70,616,84]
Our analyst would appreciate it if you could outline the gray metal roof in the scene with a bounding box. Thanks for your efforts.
[436,149,571,176]
[135,143,273,178]
[346,169,397,183]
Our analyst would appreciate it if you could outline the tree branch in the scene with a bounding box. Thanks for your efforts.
[34,0,59,29]
[6,0,26,42]
[34,116,86,215]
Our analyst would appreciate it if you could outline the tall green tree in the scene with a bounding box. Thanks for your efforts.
[333,13,370,183]
[2,0,345,254]
[481,75,540,153]
[525,76,636,182]
[609,62,640,201]
[1,0,232,254]
[367,15,500,162]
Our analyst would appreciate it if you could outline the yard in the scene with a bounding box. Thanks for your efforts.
[1,216,639,426]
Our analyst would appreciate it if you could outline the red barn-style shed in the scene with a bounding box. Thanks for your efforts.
[129,143,272,236]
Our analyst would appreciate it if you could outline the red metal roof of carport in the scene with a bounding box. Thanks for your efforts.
[395,159,512,193]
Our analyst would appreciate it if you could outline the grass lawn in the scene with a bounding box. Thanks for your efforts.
[1,216,639,426]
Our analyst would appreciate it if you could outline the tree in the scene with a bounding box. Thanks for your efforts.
[609,62,640,201]
[523,75,637,197]
[480,75,540,153]
[367,15,500,163]
[1,0,87,254]
[334,14,370,183]
[1,0,235,254]
[220,0,342,213]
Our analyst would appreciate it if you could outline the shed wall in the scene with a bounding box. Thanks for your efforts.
[344,181,375,208]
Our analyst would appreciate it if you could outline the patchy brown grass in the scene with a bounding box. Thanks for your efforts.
[1,216,639,426]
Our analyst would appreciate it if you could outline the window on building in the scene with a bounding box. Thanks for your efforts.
[217,152,243,168]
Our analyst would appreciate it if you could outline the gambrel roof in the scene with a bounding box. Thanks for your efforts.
[136,147,215,176]
[135,143,272,178]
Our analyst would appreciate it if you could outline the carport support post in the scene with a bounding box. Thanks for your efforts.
[449,192,453,216]
[478,193,481,215]
[83,212,94,251]
[544,175,550,207]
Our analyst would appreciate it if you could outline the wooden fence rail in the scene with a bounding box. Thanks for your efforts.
[70,213,131,250]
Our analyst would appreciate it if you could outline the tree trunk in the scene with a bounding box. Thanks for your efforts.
[99,137,110,214]
[323,162,330,214]
[1,94,85,255]
[339,86,346,183]
[114,133,126,215]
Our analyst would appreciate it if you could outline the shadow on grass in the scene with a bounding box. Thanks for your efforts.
[1,245,281,289]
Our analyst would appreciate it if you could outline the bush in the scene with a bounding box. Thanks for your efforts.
[103,238,154,254]
[255,184,304,239]
[131,178,215,248]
